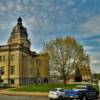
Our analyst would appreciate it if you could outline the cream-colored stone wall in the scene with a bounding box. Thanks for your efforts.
[0,18,49,86]
[34,53,49,78]
[0,49,20,86]
[9,50,20,78]
[0,48,49,86]
[19,51,33,77]
[0,51,9,83]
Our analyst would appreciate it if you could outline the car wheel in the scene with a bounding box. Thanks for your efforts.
[50,98,53,100]
[82,96,87,100]
[59,96,63,100]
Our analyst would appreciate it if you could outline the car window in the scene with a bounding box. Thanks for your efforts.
[59,89,64,92]
[88,86,95,90]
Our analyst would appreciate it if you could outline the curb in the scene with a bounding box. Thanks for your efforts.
[0,90,48,97]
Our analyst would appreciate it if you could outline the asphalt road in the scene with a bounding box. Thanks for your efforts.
[0,95,49,100]
[0,95,99,100]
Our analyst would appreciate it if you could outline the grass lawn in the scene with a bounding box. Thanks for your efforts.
[10,83,100,92]
[10,83,76,92]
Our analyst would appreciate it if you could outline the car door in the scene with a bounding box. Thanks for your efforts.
[87,86,97,98]
[59,89,65,97]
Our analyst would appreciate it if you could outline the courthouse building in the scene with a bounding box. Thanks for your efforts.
[0,17,49,86]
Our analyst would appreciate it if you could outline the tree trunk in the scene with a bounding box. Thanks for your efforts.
[63,75,66,86]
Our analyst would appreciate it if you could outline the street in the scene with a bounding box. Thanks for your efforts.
[0,95,48,100]
[0,95,99,100]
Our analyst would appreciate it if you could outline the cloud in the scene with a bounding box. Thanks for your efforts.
[83,46,94,51]
[82,0,88,4]
[0,0,100,73]
[0,22,5,31]
[95,38,100,42]
[90,53,100,66]
[80,15,100,34]
[91,60,100,65]
[65,0,75,6]
[88,52,100,72]
[91,60,100,73]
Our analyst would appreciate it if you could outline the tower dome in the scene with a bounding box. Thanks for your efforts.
[18,17,22,22]
[18,17,22,25]
[8,17,31,49]
[11,17,27,36]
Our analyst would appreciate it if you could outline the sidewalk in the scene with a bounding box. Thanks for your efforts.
[0,90,48,97]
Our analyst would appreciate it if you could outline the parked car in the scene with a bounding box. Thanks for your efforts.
[48,88,68,100]
[65,84,99,100]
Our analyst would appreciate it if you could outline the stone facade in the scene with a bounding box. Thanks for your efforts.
[0,17,49,86]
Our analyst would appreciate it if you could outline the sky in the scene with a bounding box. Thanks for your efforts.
[0,0,100,73]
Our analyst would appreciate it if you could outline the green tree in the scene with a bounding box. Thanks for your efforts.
[44,37,90,85]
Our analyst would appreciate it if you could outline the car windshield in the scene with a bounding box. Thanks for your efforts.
[51,89,57,91]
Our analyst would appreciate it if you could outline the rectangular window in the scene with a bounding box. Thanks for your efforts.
[0,66,4,75]
[3,56,5,62]
[11,55,15,61]
[10,79,14,84]
[10,66,15,75]
[0,79,3,82]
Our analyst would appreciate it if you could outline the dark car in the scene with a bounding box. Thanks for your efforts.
[65,84,99,100]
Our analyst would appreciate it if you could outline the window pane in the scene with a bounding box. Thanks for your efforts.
[11,66,15,74]
[0,66,4,75]
[3,56,5,61]
[11,55,15,61]
[11,79,14,84]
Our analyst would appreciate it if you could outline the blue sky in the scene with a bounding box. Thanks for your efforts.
[0,0,100,73]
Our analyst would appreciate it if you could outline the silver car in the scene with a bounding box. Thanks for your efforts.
[48,88,67,100]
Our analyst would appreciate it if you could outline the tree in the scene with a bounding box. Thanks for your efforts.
[84,55,91,80]
[44,37,90,85]
[74,66,82,82]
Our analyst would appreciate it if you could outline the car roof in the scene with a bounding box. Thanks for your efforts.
[54,88,64,90]
[76,85,87,87]
[76,85,88,88]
